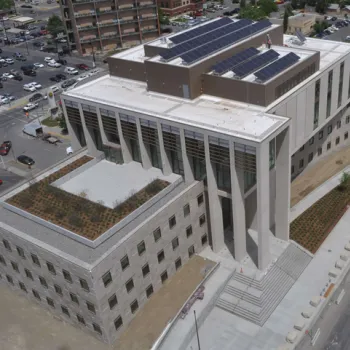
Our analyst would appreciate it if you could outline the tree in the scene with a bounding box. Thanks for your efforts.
[58,117,67,130]
[158,7,169,25]
[258,0,278,15]
[0,0,13,10]
[240,0,246,8]
[240,5,266,20]
[285,3,294,15]
[283,10,289,33]
[315,0,328,13]
[251,0,256,5]
[291,0,298,9]
[47,15,64,38]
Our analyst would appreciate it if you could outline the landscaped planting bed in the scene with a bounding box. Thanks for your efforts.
[290,178,350,254]
[6,156,169,240]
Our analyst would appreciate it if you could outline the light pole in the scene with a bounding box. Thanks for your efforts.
[194,310,201,350]
[89,41,96,68]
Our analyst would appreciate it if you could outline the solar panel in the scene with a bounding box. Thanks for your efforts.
[232,49,279,78]
[160,19,253,61]
[295,29,306,43]
[170,17,232,44]
[181,20,272,65]
[212,47,260,74]
[254,52,300,82]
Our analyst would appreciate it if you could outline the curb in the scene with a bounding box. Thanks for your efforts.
[44,130,70,140]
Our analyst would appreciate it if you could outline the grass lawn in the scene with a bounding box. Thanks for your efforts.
[41,117,59,127]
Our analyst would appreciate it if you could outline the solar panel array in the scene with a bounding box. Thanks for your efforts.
[212,47,260,75]
[181,20,273,65]
[232,49,280,78]
[170,17,232,44]
[254,52,300,82]
[160,19,253,61]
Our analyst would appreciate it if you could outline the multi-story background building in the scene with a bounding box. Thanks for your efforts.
[59,0,160,55]
[157,0,203,17]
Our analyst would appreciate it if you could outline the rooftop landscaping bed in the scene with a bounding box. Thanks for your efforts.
[290,172,350,254]
[6,156,169,240]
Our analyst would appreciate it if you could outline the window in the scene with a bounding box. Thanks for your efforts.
[108,294,118,309]
[327,125,332,134]
[337,120,342,129]
[0,255,6,265]
[299,145,304,152]
[61,305,70,317]
[153,227,161,242]
[3,239,11,251]
[102,271,112,287]
[169,215,176,229]
[327,70,333,117]
[25,269,33,280]
[142,263,150,277]
[299,159,304,169]
[146,284,154,298]
[39,276,48,289]
[157,250,165,263]
[199,214,206,226]
[186,225,193,238]
[19,282,27,293]
[183,204,190,217]
[47,297,55,308]
[93,323,102,335]
[197,194,204,206]
[6,275,13,285]
[120,255,130,270]
[125,278,134,293]
[80,278,89,292]
[291,165,294,174]
[345,132,349,140]
[114,316,123,331]
[175,257,182,270]
[63,270,72,283]
[309,137,314,145]
[314,79,320,129]
[319,130,323,140]
[318,147,322,156]
[137,241,146,256]
[31,254,40,267]
[17,246,25,259]
[347,116,350,124]
[336,136,340,145]
[308,152,313,163]
[327,142,331,150]
[87,301,96,314]
[161,270,168,284]
[172,237,179,250]
[188,245,195,258]
[54,284,63,296]
[201,234,208,246]
[70,293,79,304]
[32,289,41,300]
[77,314,85,325]
[338,62,344,108]
[46,262,56,275]
[130,299,139,314]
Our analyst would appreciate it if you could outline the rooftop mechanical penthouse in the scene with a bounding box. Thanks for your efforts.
[2,16,350,346]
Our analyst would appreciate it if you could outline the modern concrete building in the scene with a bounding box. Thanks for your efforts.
[287,13,316,35]
[59,0,160,55]
[2,16,350,346]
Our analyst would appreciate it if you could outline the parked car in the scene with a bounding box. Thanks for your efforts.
[331,16,337,21]
[48,61,61,68]
[23,84,36,92]
[29,82,42,89]
[56,73,66,80]
[77,74,88,81]
[21,4,33,8]
[3,73,14,79]
[0,141,11,155]
[23,102,39,111]
[76,63,90,70]
[51,85,59,93]
[16,56,26,61]
[5,58,14,64]
[61,79,76,88]
[64,67,79,75]
[57,58,67,65]
[17,155,35,165]
[50,76,60,82]
[29,93,46,102]
[44,56,54,62]
[33,62,44,68]
[13,75,23,81]
[3,94,15,101]
[23,70,36,76]
[0,97,9,105]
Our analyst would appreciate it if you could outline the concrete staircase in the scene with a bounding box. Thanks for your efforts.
[216,243,312,326]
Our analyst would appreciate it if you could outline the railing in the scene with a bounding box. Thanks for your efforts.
[100,33,119,39]
[119,18,139,24]
[99,22,118,28]
[74,11,96,18]
[96,8,117,14]
[73,0,111,4]
[77,25,97,31]
[141,28,158,33]
[121,31,139,36]
[140,15,157,21]
[80,37,100,43]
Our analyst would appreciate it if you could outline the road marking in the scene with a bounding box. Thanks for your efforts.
[312,328,321,346]
[336,289,345,305]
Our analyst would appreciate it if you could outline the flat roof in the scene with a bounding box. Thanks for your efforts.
[64,75,289,142]
[12,16,34,23]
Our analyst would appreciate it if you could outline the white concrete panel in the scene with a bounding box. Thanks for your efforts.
[305,84,315,135]
[285,99,297,151]
[296,92,306,147]
[317,74,327,126]
[331,65,340,117]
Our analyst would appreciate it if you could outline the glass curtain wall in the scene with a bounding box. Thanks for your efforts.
[162,125,184,175]
[119,113,141,163]
[185,130,206,181]
[140,119,162,169]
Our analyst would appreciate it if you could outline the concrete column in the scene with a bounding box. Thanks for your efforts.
[96,108,107,144]
[157,121,172,175]
[116,114,132,163]
[230,140,247,262]
[136,118,152,169]
[180,128,194,183]
[275,128,291,241]
[257,141,270,270]
[204,135,225,253]
[61,99,81,152]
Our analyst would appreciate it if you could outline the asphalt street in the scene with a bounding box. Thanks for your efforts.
[0,168,23,194]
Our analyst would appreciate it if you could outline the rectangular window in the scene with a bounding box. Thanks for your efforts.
[130,299,139,314]
[11,261,19,272]
[161,270,168,284]
[183,204,190,217]
[172,237,179,250]
[337,120,341,129]
[314,79,320,129]
[327,142,331,150]
[318,130,323,140]
[318,147,322,156]
[61,305,70,317]
[3,239,11,251]
[70,293,79,304]
[197,194,204,206]
[80,278,89,292]
[17,246,25,259]
[77,314,85,325]
[327,70,333,117]
[6,275,13,285]
[199,214,206,226]
[188,245,195,258]
[169,215,176,229]
[345,132,349,140]
[19,282,27,293]
[291,165,294,174]
[153,227,161,242]
[142,263,150,277]
[46,262,56,275]
[338,62,344,108]
[201,234,208,246]
[146,284,154,298]
[39,276,48,289]
[25,269,33,280]
[114,316,123,331]
[157,250,165,263]
[120,255,130,270]
[186,225,193,238]
[308,152,313,163]
[62,270,72,283]
[102,271,112,287]
[309,137,314,145]
[54,284,62,296]
[126,278,134,293]
[328,125,332,134]
[175,257,182,270]
[47,297,55,308]
[299,159,304,169]
[32,289,41,300]
[93,323,102,335]
[299,145,304,152]
[137,241,146,256]
[0,254,5,266]
[31,254,40,267]
[108,294,118,309]
[87,301,96,314]
[336,136,340,145]
[347,116,350,124]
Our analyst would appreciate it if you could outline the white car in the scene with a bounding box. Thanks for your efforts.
[23,84,36,92]
[3,73,14,79]
[331,26,339,31]
[51,85,59,93]
[88,69,99,76]
[64,67,79,75]
[44,57,54,63]
[0,97,9,105]
[23,102,38,111]
[5,58,14,64]
[57,38,67,43]
[34,62,44,68]
[29,82,42,89]
[326,16,332,20]
[77,74,88,81]
[0,58,5,63]
[48,61,61,68]
[346,35,350,41]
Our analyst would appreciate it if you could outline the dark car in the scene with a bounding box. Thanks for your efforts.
[61,79,76,89]
[76,63,89,70]
[29,93,45,102]
[50,76,60,82]
[23,70,36,76]
[16,56,27,61]
[56,73,66,80]
[0,141,12,155]
[21,4,33,8]
[17,155,35,166]
[0,82,3,89]
[57,58,67,65]
[332,16,337,21]
[13,74,23,81]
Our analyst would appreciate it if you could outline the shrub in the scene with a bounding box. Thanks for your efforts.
[68,214,83,228]
[43,206,55,214]
[78,190,88,199]
[55,210,66,219]
[338,172,350,191]
[90,214,101,223]
[144,180,163,194]
[19,193,34,209]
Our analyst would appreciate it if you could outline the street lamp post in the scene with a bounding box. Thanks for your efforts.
[194,310,201,350]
